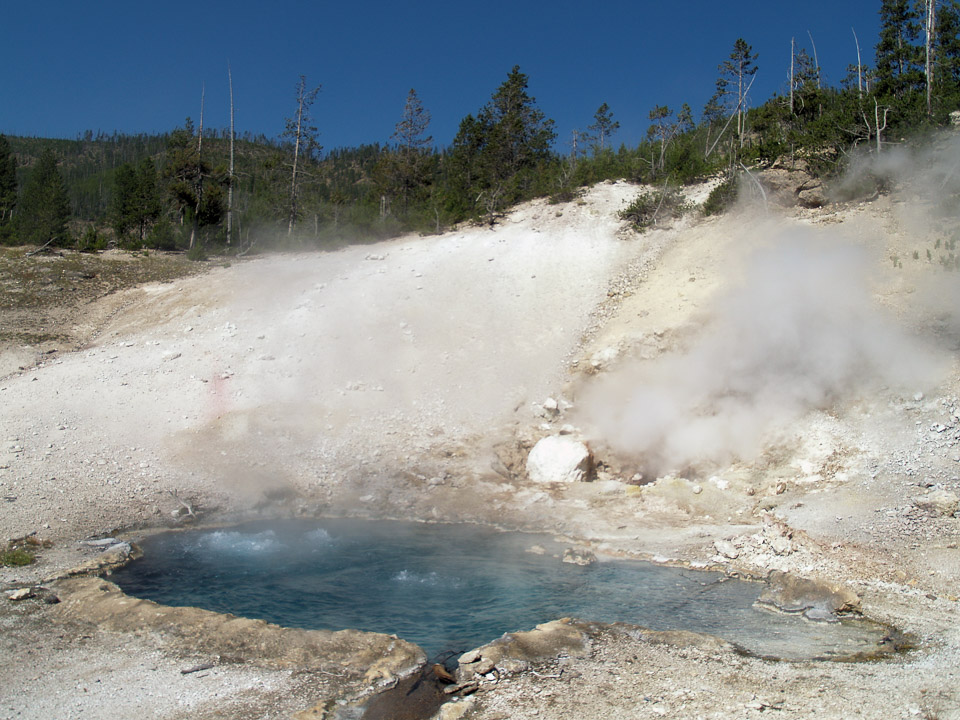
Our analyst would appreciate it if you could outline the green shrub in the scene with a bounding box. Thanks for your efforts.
[618,185,689,231]
[703,175,739,216]
[76,226,107,253]
[186,244,208,262]
[147,220,178,251]
[0,548,35,567]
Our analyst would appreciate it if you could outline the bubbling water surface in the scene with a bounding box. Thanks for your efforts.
[111,519,889,660]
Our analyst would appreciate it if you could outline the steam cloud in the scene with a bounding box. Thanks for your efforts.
[578,135,960,475]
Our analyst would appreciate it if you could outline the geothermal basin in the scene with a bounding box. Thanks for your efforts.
[111,518,894,662]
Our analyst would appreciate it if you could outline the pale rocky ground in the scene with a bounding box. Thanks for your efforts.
[2,170,960,719]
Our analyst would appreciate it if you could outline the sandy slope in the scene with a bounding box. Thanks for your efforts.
[3,177,960,719]
[0,181,644,542]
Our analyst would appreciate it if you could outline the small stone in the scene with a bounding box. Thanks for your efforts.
[473,659,496,675]
[7,588,34,601]
[915,490,959,517]
[80,537,118,547]
[562,548,597,566]
[769,535,793,556]
[458,649,482,665]
[714,539,739,559]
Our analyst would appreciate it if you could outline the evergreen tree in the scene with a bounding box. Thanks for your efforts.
[162,122,201,230]
[647,105,675,173]
[282,75,322,235]
[934,0,960,113]
[875,0,923,100]
[17,148,70,246]
[716,38,759,146]
[0,135,16,241]
[448,66,556,220]
[588,103,620,153]
[111,162,138,238]
[114,159,161,242]
[376,89,434,214]
[133,157,161,241]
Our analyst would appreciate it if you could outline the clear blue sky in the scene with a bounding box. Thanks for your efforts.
[1,1,881,151]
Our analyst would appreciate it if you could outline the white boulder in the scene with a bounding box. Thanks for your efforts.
[526,436,593,483]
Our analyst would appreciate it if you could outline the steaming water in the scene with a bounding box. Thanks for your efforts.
[111,519,888,661]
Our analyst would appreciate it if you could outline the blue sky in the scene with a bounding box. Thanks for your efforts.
[1,1,882,151]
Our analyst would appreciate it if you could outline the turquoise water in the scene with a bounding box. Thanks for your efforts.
[111,519,889,661]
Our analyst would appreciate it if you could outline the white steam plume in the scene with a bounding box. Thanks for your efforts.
[577,224,947,475]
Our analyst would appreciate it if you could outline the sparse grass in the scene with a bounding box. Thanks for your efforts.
[0,547,35,567]
[0,535,52,566]
[0,247,205,346]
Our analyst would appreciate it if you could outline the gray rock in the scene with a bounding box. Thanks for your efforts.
[562,548,597,566]
[768,534,794,556]
[458,649,482,665]
[915,490,959,517]
[756,570,861,622]
[714,540,739,559]
[80,538,119,547]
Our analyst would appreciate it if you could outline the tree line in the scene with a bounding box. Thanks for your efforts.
[1,0,959,254]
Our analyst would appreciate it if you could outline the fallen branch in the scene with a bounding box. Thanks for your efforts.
[180,663,215,675]
[26,239,57,257]
[739,162,769,214]
[650,176,672,227]
[167,490,196,519]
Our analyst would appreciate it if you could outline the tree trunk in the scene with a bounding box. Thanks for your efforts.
[189,84,205,250]
[807,30,822,90]
[852,27,863,98]
[925,0,937,117]
[790,37,795,114]
[227,65,235,246]
[288,78,304,236]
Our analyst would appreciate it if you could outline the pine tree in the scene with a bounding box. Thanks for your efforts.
[934,0,960,114]
[716,38,759,146]
[588,103,620,153]
[17,148,70,247]
[0,135,16,241]
[376,89,434,214]
[115,159,162,243]
[875,0,923,100]
[448,66,555,220]
[133,158,161,241]
[283,75,321,236]
[647,105,675,173]
[111,162,138,238]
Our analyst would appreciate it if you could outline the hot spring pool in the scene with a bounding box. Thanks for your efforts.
[111,518,890,661]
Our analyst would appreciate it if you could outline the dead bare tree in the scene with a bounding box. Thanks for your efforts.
[863,98,891,154]
[189,84,205,250]
[227,64,235,246]
[705,74,757,159]
[924,0,937,117]
[283,76,321,237]
[790,37,795,114]
[806,30,822,90]
[852,27,864,97]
